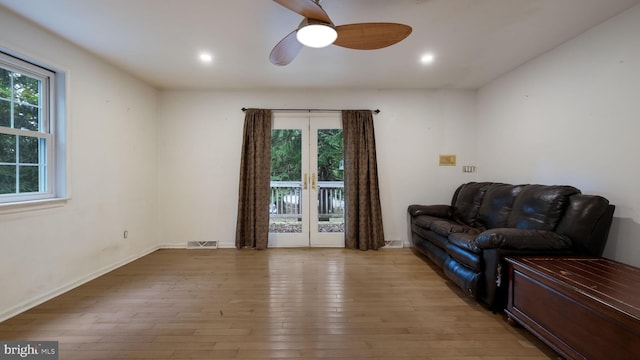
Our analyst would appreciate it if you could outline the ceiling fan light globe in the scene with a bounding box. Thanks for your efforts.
[296,24,337,48]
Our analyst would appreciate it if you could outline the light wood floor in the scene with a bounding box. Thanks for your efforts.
[0,248,557,359]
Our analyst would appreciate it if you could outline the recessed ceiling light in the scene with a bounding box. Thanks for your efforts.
[420,53,435,64]
[199,52,213,64]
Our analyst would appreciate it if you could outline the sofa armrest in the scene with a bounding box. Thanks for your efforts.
[475,228,572,251]
[408,204,452,218]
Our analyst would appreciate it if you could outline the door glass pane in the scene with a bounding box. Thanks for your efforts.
[317,129,344,233]
[270,129,302,233]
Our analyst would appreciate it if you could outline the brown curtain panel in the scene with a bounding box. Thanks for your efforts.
[342,110,385,250]
[235,109,272,249]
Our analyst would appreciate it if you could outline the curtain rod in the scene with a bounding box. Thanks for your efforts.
[241,107,380,114]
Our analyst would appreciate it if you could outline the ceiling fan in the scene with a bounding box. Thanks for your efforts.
[270,0,413,66]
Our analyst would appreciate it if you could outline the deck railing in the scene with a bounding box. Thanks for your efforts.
[270,181,344,219]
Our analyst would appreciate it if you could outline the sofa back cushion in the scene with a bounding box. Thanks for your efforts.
[477,183,525,230]
[555,194,614,256]
[507,185,580,231]
[452,182,491,227]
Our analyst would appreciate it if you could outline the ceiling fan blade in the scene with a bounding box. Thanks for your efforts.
[334,23,412,50]
[269,29,304,66]
[273,0,332,23]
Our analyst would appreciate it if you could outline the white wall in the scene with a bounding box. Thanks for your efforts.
[157,89,477,249]
[0,8,159,320]
[477,5,640,266]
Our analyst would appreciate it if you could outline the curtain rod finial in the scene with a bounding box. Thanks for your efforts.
[241,107,247,112]
[374,109,380,114]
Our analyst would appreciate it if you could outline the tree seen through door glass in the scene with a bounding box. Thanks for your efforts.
[317,129,343,181]
[317,129,344,233]
[270,129,303,233]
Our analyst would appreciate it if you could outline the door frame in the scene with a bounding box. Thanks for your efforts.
[268,112,344,248]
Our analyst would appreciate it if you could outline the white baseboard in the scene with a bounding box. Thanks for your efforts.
[155,243,186,249]
[216,243,236,249]
[0,244,161,323]
[157,242,236,249]
[382,239,404,248]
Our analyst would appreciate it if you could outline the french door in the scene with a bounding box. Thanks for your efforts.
[268,112,344,247]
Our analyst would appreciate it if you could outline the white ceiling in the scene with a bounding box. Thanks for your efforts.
[1,0,638,90]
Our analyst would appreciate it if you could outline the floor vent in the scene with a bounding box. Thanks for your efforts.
[383,240,403,248]
[187,241,218,249]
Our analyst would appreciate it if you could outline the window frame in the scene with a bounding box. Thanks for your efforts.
[0,51,59,205]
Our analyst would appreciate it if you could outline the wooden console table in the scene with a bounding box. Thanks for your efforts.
[505,256,640,360]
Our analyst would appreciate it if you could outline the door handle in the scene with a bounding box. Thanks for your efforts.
[303,173,308,190]
[312,173,317,190]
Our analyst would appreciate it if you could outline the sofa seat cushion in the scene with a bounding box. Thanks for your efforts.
[430,219,468,237]
[411,225,449,250]
[448,232,481,253]
[412,215,442,230]
[445,241,482,272]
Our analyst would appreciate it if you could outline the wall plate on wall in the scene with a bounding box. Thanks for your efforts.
[439,154,456,166]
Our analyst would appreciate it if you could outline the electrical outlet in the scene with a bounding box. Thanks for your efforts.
[124,230,128,239]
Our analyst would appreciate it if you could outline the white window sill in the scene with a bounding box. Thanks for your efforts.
[0,198,69,216]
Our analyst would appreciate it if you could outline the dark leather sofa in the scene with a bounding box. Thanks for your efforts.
[408,182,615,311]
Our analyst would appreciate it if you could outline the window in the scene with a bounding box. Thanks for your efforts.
[0,51,64,205]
